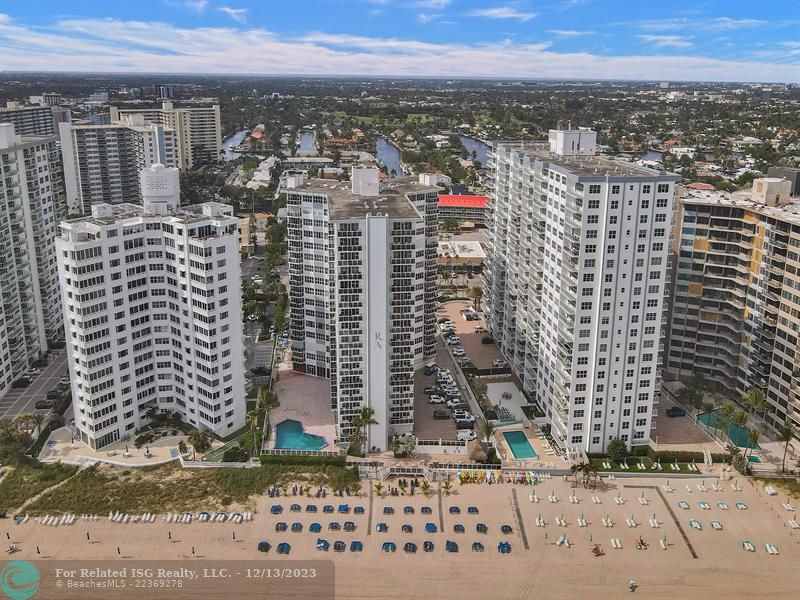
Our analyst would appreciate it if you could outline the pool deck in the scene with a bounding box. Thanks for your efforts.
[493,429,567,469]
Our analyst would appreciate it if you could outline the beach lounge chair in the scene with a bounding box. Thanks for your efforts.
[344,521,356,532]
[454,524,465,533]
[333,541,346,552]
[614,496,624,505]
[578,516,588,528]
[290,504,301,512]
[423,541,434,552]
[270,505,283,515]
[354,506,365,515]
[678,501,690,510]
[257,541,271,553]
[306,504,317,513]
[710,520,722,530]
[782,503,795,512]
[350,541,363,552]
[404,506,415,514]
[425,522,437,533]
[501,524,513,534]
[765,543,779,556]
[476,523,488,534]
[498,541,511,554]
[659,538,667,550]
[649,518,660,529]
[742,540,755,552]
[689,519,702,530]
[421,506,432,515]
[402,524,413,534]
[309,523,322,533]
[718,501,728,510]
[449,506,461,514]
[383,506,394,515]
[376,523,388,533]
[316,538,330,551]
[291,522,303,533]
[329,522,341,531]
[323,505,334,514]
[626,517,637,528]
[639,496,648,506]
[788,520,800,529]
[468,506,479,514]
[445,541,459,553]
[403,542,417,553]
[592,495,601,503]
[699,501,710,510]
[472,542,485,552]
[275,522,287,532]
[382,542,396,553]
[536,516,546,527]
[611,538,622,549]
[736,502,748,510]
[338,504,350,514]
[277,542,290,555]
[765,485,778,496]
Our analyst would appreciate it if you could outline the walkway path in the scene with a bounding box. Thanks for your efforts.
[625,484,697,559]
[510,488,529,550]
[14,468,83,514]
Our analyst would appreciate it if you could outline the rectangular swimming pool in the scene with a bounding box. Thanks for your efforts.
[502,431,538,459]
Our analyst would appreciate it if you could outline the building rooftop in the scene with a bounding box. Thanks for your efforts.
[439,194,490,209]
[681,188,800,227]
[62,201,236,229]
[289,176,438,220]
[493,141,680,179]
[438,240,486,259]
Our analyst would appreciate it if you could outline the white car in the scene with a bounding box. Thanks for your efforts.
[452,348,466,356]
[428,395,446,404]
[452,410,475,422]
[251,275,263,282]
[59,376,69,385]
[457,430,477,442]
[447,398,465,409]
[446,337,461,345]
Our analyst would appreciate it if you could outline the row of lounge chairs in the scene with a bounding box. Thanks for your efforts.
[108,512,157,524]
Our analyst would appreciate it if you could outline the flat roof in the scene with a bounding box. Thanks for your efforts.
[288,177,438,220]
[681,188,800,227]
[493,141,680,179]
[63,201,235,228]
[439,194,490,209]
[438,240,486,259]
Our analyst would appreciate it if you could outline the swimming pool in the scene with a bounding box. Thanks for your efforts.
[697,409,760,449]
[275,419,327,451]
[502,431,538,460]
[747,455,762,464]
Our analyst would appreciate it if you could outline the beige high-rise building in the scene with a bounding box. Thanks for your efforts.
[110,101,222,169]
[668,177,800,435]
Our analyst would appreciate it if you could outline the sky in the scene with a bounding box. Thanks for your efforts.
[1,0,798,82]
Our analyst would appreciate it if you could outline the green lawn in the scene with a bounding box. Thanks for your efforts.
[0,462,78,512]
[25,463,360,515]
[589,458,698,474]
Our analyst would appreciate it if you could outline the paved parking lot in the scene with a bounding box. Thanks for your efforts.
[0,350,67,419]
[413,341,458,440]
[435,300,503,369]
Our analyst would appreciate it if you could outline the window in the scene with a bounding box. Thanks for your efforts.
[584,259,595,268]
[656,198,668,208]
[587,215,599,224]
[642,185,651,194]
[571,436,583,444]
[588,199,600,209]
[657,183,670,194]
[610,200,619,210]
[611,185,620,194]
[589,184,601,194]
[641,199,650,209]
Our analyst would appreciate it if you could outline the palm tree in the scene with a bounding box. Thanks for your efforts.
[356,405,378,454]
[777,422,797,473]
[443,478,453,496]
[188,429,212,459]
[398,480,408,496]
[246,410,261,457]
[468,285,484,312]
[478,418,495,445]
[29,412,46,436]
[374,482,384,497]
[421,480,431,497]
[441,270,452,290]
[743,387,770,423]
[258,387,280,429]
[746,428,760,458]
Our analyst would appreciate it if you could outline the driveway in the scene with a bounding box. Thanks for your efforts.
[0,350,67,418]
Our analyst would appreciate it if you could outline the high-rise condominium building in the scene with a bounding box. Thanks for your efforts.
[285,169,439,451]
[110,101,221,169]
[485,129,679,453]
[56,164,245,449]
[668,178,800,434]
[0,102,71,138]
[59,117,177,214]
[0,124,66,395]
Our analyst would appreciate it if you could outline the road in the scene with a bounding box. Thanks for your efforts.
[0,350,67,418]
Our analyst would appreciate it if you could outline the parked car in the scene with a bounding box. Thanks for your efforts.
[35,400,54,410]
[666,406,687,417]
[474,326,487,333]
[452,348,466,357]
[492,359,508,368]
[12,377,31,388]
[455,420,475,430]
[424,362,439,376]
[433,410,451,420]
[46,389,63,400]
[428,395,446,404]
[59,376,70,385]
[481,336,494,344]
[452,410,474,422]
[446,337,461,345]
[457,430,477,442]
[424,386,443,395]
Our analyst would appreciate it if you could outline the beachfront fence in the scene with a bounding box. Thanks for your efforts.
[261,447,347,458]
[415,438,468,456]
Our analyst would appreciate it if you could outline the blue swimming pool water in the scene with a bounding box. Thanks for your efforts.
[747,455,762,463]
[502,431,538,460]
[697,409,760,449]
[275,419,327,451]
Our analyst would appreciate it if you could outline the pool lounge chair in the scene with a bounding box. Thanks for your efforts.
[402,524,413,534]
[344,521,356,531]
[383,506,394,515]
[501,524,513,534]
[316,538,330,551]
[404,542,417,553]
[306,504,317,513]
[275,522,287,532]
[742,540,755,552]
[382,542,396,553]
[423,541,434,552]
[717,501,728,510]
[689,519,702,530]
[449,506,461,514]
[710,520,722,530]
[276,542,291,555]
[765,543,779,556]
[350,541,363,552]
[333,541,346,552]
[290,522,303,533]
[425,522,437,533]
[290,504,301,512]
[338,504,350,514]
[257,541,271,553]
[376,523,388,533]
[454,524,465,533]
[736,502,748,510]
[404,506,415,514]
[309,523,322,533]
[329,522,341,531]
[472,542,485,552]
[421,506,432,515]
[323,505,334,514]
[678,501,690,510]
[445,541,459,553]
[468,506,479,514]
[270,505,283,515]
[498,541,511,554]
[476,523,488,534]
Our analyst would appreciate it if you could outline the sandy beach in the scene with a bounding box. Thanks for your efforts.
[7,474,799,599]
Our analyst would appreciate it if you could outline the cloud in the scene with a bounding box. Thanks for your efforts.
[549,29,594,37]
[0,14,795,82]
[468,7,537,22]
[184,0,208,11]
[218,6,248,23]
[415,0,451,8]
[637,35,693,49]
[640,17,767,32]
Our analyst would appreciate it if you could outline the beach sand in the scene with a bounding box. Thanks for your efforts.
[7,475,799,599]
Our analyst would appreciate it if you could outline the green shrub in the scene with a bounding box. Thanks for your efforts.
[259,454,346,467]
[134,432,155,449]
[607,438,627,463]
[222,446,250,463]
